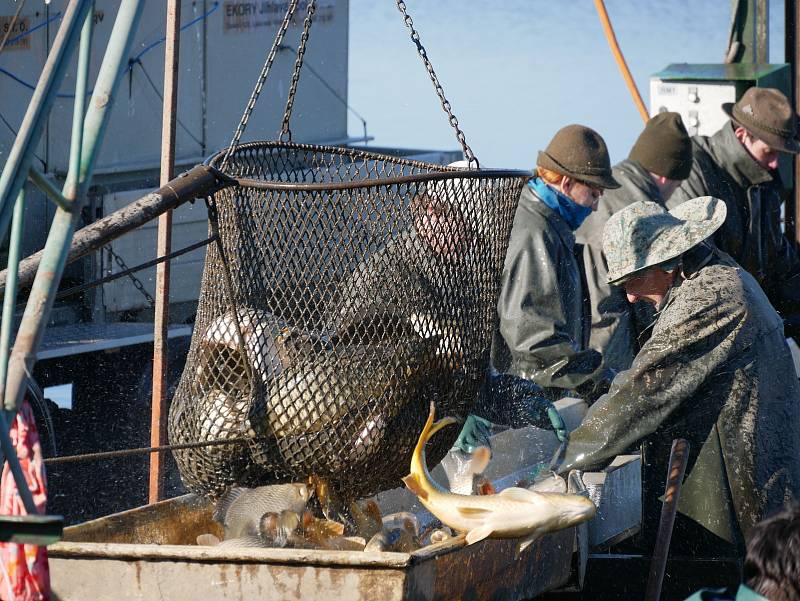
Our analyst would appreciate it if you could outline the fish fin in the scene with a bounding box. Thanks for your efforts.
[402,474,429,500]
[427,416,461,440]
[455,506,492,518]
[518,533,540,554]
[196,533,220,547]
[471,446,492,474]
[213,487,245,523]
[465,524,494,545]
[498,487,538,502]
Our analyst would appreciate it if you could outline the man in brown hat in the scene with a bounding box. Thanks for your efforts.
[669,87,800,341]
[576,112,693,373]
[491,124,620,403]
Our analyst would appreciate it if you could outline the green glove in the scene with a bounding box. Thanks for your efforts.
[547,406,568,443]
[453,414,492,454]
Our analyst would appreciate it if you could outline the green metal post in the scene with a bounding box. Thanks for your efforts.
[3,0,146,414]
[0,190,37,516]
[64,3,95,198]
[0,0,92,243]
[735,0,769,63]
[0,191,27,404]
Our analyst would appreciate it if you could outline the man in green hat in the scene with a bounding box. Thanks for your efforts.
[576,112,693,373]
[491,124,620,403]
[557,197,800,559]
[669,87,800,342]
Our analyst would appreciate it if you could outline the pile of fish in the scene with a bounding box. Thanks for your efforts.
[196,402,597,555]
[196,479,453,552]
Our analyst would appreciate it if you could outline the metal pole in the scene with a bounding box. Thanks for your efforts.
[0,190,37,516]
[64,3,95,200]
[4,0,146,414]
[150,0,181,504]
[0,165,227,296]
[0,0,92,243]
[0,191,27,406]
[739,0,769,63]
[787,0,800,246]
[644,439,690,601]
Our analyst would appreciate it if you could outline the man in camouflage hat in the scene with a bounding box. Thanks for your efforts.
[557,197,800,559]
[576,112,692,373]
[669,87,800,341]
[491,124,620,403]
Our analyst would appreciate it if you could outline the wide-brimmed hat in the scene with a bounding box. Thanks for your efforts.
[537,124,620,189]
[603,197,727,285]
[722,87,800,153]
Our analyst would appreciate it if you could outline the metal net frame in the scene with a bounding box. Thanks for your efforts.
[167,141,528,498]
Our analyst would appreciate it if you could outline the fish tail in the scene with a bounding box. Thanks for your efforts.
[402,473,429,500]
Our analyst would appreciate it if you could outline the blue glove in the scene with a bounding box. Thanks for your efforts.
[546,406,568,443]
[453,414,492,454]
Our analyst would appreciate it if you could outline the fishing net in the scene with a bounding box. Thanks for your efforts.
[167,141,527,498]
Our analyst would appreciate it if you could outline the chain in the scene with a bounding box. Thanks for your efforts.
[395,0,478,168]
[279,0,316,142]
[105,245,156,307]
[220,0,301,170]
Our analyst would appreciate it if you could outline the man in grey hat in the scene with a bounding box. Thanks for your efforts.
[576,112,693,373]
[491,124,620,404]
[556,197,800,558]
[669,87,800,341]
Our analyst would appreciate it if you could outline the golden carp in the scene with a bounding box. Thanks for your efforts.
[402,402,596,552]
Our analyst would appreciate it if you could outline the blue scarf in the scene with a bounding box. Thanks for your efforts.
[528,177,592,230]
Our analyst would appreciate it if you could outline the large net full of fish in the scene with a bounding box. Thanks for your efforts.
[168,141,527,499]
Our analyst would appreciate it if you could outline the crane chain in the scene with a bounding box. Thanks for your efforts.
[395,0,478,168]
[220,0,301,170]
[279,0,316,142]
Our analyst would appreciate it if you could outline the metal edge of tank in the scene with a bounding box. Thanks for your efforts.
[48,528,575,601]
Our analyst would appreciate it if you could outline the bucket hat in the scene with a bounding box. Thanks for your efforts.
[722,87,800,153]
[603,197,727,285]
[537,124,620,189]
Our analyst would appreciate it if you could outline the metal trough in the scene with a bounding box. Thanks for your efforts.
[48,493,575,601]
[47,397,608,600]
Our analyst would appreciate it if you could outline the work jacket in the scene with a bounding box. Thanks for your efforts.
[491,184,601,399]
[575,159,661,372]
[559,245,800,546]
[669,122,800,330]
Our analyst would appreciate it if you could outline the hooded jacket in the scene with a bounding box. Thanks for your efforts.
[559,245,800,547]
[575,159,661,372]
[491,184,601,398]
[669,122,800,329]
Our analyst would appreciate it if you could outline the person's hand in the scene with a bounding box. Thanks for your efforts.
[546,405,568,443]
[453,414,492,454]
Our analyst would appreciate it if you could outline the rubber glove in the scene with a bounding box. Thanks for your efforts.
[453,414,492,454]
[481,372,568,442]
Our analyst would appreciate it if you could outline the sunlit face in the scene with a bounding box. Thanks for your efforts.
[413,196,471,259]
[623,267,677,307]
[658,177,682,202]
[561,178,603,211]
[735,126,780,171]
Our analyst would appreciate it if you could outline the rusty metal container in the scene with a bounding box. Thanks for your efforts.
[48,493,575,600]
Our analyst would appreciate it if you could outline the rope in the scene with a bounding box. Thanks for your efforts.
[279,0,316,142]
[220,0,301,170]
[43,435,259,466]
[593,0,649,124]
[53,236,216,302]
[395,0,478,167]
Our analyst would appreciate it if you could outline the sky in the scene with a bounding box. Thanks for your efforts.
[348,1,787,169]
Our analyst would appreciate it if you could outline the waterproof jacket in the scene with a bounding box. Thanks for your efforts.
[491,184,601,398]
[559,245,800,546]
[575,159,661,372]
[669,122,800,326]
